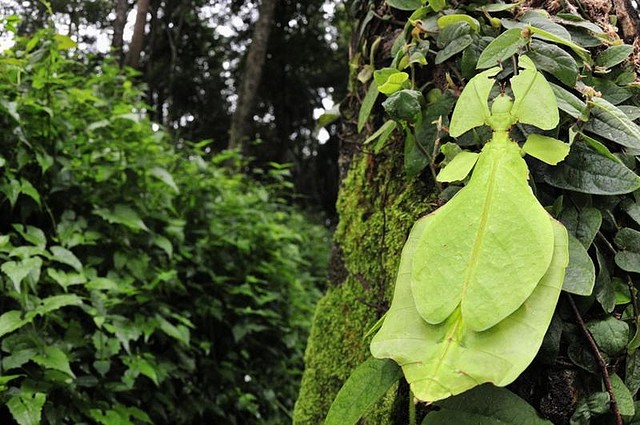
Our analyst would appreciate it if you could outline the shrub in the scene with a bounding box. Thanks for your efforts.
[0,24,329,424]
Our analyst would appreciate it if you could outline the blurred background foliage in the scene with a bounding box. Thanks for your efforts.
[0,9,334,424]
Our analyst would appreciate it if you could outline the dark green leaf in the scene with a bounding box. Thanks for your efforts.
[621,199,640,226]
[33,346,75,378]
[382,90,423,122]
[570,392,610,424]
[595,44,634,68]
[562,233,595,295]
[358,82,379,133]
[534,142,640,195]
[586,316,629,356]
[594,247,616,313]
[625,350,640,396]
[527,40,578,86]
[611,373,635,416]
[435,22,473,64]
[404,128,428,178]
[559,207,602,248]
[615,228,640,273]
[414,92,456,159]
[324,358,401,425]
[550,83,587,120]
[585,97,640,150]
[476,28,525,69]
[422,385,553,424]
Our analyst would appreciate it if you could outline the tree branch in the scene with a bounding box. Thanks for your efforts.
[567,294,622,425]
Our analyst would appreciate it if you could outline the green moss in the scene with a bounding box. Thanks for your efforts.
[293,150,434,424]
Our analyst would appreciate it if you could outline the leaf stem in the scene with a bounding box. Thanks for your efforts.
[567,294,622,425]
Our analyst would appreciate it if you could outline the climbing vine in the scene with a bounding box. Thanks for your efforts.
[325,0,640,423]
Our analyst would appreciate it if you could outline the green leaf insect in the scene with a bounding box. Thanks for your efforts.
[371,55,571,402]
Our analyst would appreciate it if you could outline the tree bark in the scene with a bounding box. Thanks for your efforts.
[228,0,278,153]
[125,0,151,69]
[293,1,631,424]
[112,0,129,61]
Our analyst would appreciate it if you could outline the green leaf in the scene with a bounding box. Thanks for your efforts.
[386,0,421,10]
[364,120,397,148]
[595,44,634,68]
[325,358,401,425]
[374,68,410,95]
[19,178,41,207]
[611,373,635,417]
[50,245,83,272]
[358,82,379,132]
[586,316,629,356]
[550,83,587,120]
[615,228,640,273]
[382,90,423,122]
[404,127,428,178]
[33,346,75,378]
[150,167,179,193]
[7,392,46,425]
[12,224,46,248]
[562,233,595,296]
[527,40,578,86]
[510,55,559,130]
[2,258,42,293]
[0,310,30,339]
[435,23,473,64]
[585,97,640,150]
[422,385,553,424]
[476,28,525,69]
[371,191,568,401]
[436,151,479,182]
[559,207,602,249]
[528,25,590,63]
[523,134,570,165]
[437,14,480,32]
[94,205,149,232]
[535,142,640,195]
[449,67,500,137]
[415,92,456,158]
[412,137,555,331]
[54,34,76,50]
[427,0,445,12]
[35,294,82,316]
[47,268,86,290]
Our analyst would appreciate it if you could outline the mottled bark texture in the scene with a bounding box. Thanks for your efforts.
[292,0,627,424]
[228,0,278,153]
[125,0,151,69]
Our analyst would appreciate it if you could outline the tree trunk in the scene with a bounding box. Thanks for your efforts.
[112,0,128,61]
[125,0,150,69]
[228,0,278,153]
[294,1,639,424]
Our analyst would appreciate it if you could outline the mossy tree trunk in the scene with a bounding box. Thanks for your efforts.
[294,0,640,424]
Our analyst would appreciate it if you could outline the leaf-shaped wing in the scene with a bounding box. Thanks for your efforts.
[411,136,555,331]
[449,67,501,137]
[370,217,568,402]
[510,55,559,130]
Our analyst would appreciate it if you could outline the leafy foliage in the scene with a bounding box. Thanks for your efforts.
[0,25,329,424]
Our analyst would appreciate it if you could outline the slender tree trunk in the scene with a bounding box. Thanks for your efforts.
[293,0,635,424]
[125,0,151,69]
[112,0,128,61]
[228,0,278,153]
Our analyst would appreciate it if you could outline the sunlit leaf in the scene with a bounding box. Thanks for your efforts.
[371,217,567,401]
[436,151,479,182]
[510,55,559,130]
[449,67,500,137]
[412,137,555,331]
[522,134,570,165]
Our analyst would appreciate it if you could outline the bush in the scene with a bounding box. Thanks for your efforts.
[0,24,329,424]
